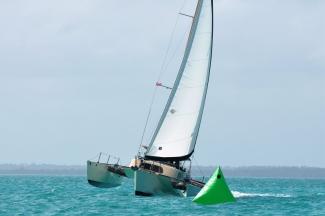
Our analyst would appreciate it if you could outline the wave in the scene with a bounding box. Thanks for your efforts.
[232,191,291,198]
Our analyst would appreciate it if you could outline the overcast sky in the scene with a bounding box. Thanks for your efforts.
[0,0,324,166]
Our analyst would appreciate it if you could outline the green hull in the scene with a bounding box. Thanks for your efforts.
[193,166,235,205]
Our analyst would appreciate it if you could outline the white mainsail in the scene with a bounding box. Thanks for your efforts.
[145,0,213,160]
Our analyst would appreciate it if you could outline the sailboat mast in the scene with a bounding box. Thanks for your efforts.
[146,0,204,155]
[145,0,214,161]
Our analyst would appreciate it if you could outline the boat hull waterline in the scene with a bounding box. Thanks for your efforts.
[134,167,203,197]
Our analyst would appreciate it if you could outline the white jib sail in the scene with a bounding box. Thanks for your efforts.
[146,0,213,160]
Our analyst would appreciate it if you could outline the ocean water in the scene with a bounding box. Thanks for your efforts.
[0,175,324,215]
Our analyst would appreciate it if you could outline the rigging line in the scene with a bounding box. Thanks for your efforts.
[146,26,189,146]
[192,156,207,179]
[137,86,158,156]
[158,0,188,80]
[179,13,194,18]
[162,25,191,77]
[137,0,188,156]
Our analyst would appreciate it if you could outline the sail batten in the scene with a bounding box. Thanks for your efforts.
[145,0,213,161]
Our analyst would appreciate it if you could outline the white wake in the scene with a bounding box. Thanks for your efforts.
[232,191,291,198]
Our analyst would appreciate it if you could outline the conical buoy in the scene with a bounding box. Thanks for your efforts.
[193,166,235,205]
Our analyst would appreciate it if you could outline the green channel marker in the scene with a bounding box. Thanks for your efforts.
[193,166,235,205]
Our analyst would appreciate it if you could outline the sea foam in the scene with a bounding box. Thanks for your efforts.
[232,191,291,198]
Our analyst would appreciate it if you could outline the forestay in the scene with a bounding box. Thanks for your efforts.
[145,0,213,161]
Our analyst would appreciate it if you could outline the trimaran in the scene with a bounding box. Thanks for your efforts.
[87,0,235,204]
[132,0,213,196]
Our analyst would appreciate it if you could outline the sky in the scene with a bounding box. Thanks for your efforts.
[0,0,324,166]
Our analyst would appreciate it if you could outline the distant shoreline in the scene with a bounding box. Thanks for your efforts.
[1,164,325,179]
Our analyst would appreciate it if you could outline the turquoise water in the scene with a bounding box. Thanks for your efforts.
[0,175,324,215]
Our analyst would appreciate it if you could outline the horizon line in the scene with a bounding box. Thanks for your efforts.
[0,163,324,169]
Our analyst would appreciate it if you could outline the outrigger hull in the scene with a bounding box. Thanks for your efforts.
[87,160,124,188]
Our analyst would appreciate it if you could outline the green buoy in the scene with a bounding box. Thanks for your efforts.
[193,166,235,205]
